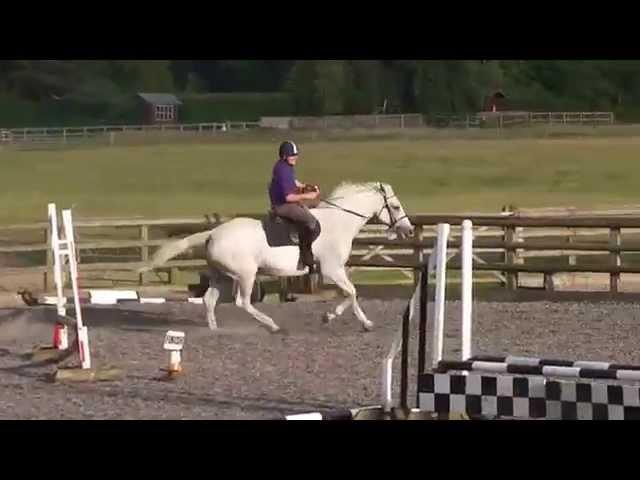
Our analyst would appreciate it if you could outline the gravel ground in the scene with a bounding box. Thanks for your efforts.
[1,297,639,419]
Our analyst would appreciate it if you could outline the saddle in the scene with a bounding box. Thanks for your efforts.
[263,212,303,247]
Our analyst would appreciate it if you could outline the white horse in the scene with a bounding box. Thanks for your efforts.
[141,182,414,333]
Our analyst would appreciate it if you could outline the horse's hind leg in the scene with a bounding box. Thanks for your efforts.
[203,269,221,330]
[233,280,242,307]
[236,268,281,333]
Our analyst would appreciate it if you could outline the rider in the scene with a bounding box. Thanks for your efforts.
[269,141,321,271]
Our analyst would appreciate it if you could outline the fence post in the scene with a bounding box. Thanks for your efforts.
[168,267,179,285]
[139,225,149,285]
[610,227,621,293]
[568,228,577,266]
[568,207,577,266]
[400,115,405,129]
[544,273,554,292]
[504,225,517,290]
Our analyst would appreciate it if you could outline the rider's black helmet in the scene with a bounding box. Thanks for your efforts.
[279,141,299,159]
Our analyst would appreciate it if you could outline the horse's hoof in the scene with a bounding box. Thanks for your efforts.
[208,323,218,331]
[362,322,374,332]
[323,312,336,324]
[271,327,289,336]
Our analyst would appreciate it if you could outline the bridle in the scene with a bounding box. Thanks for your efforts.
[319,183,408,230]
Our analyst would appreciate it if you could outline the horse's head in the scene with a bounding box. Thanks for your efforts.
[322,181,414,237]
[373,183,414,238]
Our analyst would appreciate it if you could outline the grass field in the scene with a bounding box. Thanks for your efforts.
[3,129,640,225]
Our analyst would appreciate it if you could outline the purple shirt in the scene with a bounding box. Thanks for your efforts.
[269,159,297,206]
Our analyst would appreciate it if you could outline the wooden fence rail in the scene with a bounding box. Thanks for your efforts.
[0,122,261,150]
[2,213,640,294]
[428,112,615,129]
[0,112,614,148]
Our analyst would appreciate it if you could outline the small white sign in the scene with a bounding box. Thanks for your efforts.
[163,330,185,351]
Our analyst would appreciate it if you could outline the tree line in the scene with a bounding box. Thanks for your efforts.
[1,60,640,124]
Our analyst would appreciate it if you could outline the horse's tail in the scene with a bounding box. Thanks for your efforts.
[138,230,213,273]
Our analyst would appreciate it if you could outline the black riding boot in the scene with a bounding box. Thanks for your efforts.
[298,229,315,272]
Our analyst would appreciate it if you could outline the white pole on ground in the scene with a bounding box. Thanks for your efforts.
[431,223,449,368]
[381,354,394,412]
[461,220,473,361]
[48,203,66,317]
[62,209,91,370]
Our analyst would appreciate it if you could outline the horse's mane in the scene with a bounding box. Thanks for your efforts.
[325,181,380,200]
[313,181,392,210]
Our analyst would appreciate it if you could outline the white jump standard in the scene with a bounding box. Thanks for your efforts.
[48,203,91,369]
[45,203,124,382]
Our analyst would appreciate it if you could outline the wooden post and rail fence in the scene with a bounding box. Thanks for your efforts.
[0,111,615,149]
[3,212,640,295]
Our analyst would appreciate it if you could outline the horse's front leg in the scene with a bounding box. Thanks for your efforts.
[322,265,373,331]
[323,293,353,324]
